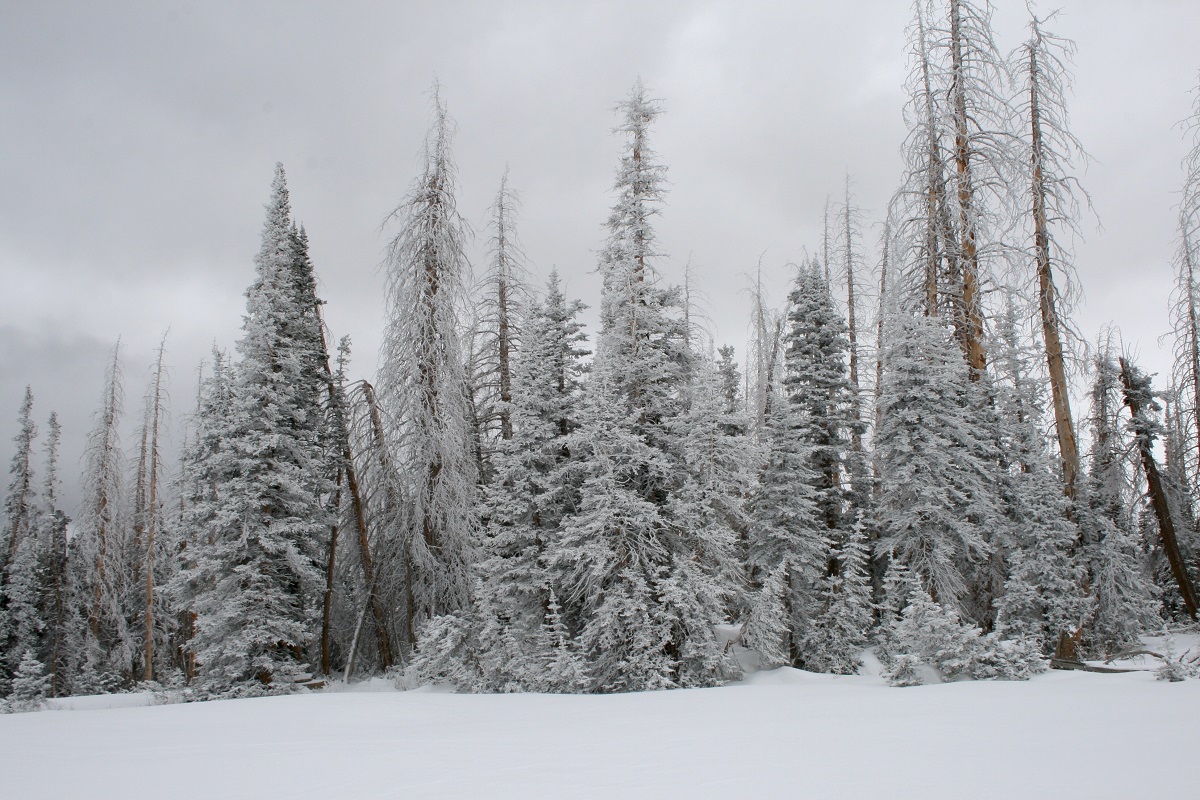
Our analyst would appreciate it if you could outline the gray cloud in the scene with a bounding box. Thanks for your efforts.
[2,0,1198,509]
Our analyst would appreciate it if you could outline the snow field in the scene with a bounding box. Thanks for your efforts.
[1,666,1195,799]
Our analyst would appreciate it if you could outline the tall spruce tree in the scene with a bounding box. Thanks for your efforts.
[1077,350,1161,654]
[783,261,859,537]
[69,345,133,691]
[1,387,38,690]
[875,312,997,617]
[553,81,735,692]
[183,165,333,692]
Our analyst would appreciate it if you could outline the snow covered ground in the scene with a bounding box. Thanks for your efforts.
[2,653,1196,799]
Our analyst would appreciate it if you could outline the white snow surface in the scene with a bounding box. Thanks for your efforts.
[2,664,1195,799]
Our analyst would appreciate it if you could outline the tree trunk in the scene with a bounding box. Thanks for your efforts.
[1028,40,1081,499]
[950,0,987,376]
[1119,357,1200,618]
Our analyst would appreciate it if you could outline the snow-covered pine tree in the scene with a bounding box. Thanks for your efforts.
[2,387,37,572]
[742,397,824,667]
[991,304,1092,651]
[1076,348,1161,655]
[1,387,39,691]
[377,88,479,651]
[6,649,49,712]
[874,312,996,618]
[802,522,873,674]
[183,165,333,693]
[782,260,860,537]
[672,349,755,620]
[169,348,233,684]
[38,412,69,696]
[68,344,134,691]
[553,81,735,692]
[471,272,589,688]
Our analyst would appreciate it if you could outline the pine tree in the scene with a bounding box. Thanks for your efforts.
[1077,349,1161,654]
[802,523,873,674]
[3,387,37,572]
[782,261,859,536]
[6,650,49,712]
[1,387,38,690]
[38,413,69,696]
[874,313,996,617]
[991,305,1091,651]
[553,81,735,691]
[184,165,333,692]
[377,88,479,650]
[475,273,588,674]
[69,344,133,690]
[743,398,824,667]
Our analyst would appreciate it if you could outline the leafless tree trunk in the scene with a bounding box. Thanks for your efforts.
[1119,357,1199,618]
[949,0,987,376]
[1023,14,1083,498]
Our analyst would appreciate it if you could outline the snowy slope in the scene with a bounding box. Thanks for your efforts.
[1,667,1195,799]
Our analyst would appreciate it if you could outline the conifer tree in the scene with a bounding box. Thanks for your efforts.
[1077,350,1161,654]
[2,387,37,572]
[69,344,133,690]
[38,413,69,695]
[991,310,1091,651]
[1,387,38,689]
[783,261,860,538]
[743,398,824,666]
[184,165,333,692]
[377,88,479,649]
[553,81,735,691]
[875,313,996,617]
[802,523,873,674]
[478,273,588,642]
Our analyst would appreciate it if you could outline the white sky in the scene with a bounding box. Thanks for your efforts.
[2,0,1198,510]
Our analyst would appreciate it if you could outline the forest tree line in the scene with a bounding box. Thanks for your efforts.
[3,0,1200,704]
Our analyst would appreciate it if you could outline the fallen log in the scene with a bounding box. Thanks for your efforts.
[1050,658,1138,674]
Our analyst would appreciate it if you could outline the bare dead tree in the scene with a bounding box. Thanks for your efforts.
[1119,356,1199,618]
[1016,10,1090,498]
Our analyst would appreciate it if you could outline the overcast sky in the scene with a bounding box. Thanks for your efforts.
[2,0,1198,511]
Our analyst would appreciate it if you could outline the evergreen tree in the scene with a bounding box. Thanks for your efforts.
[1077,350,1161,654]
[474,273,588,681]
[68,344,133,691]
[875,313,996,618]
[6,650,49,712]
[38,413,69,696]
[992,305,1092,651]
[802,523,873,674]
[184,165,333,692]
[743,398,824,667]
[377,88,479,650]
[1,387,38,690]
[783,262,859,537]
[553,81,735,692]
